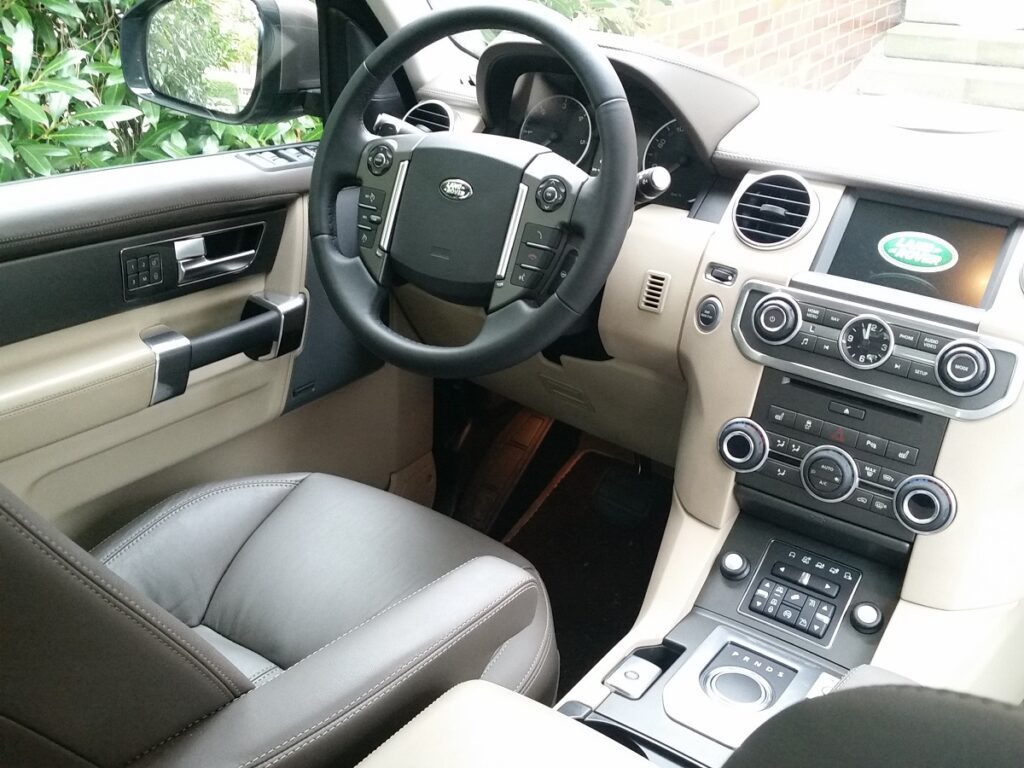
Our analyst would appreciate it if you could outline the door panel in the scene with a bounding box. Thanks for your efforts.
[0,152,414,542]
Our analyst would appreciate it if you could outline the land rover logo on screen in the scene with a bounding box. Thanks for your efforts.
[877,232,958,273]
[439,179,473,201]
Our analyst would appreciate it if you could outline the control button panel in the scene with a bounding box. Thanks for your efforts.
[734,369,950,542]
[734,280,1022,420]
[741,541,862,647]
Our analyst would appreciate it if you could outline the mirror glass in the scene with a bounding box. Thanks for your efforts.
[147,0,262,115]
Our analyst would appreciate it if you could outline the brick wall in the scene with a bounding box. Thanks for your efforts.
[641,0,904,89]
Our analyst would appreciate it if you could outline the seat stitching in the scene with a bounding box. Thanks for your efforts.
[100,481,301,565]
[254,557,487,679]
[247,662,280,681]
[240,581,537,768]
[1,513,235,702]
[512,577,552,696]
[250,668,283,687]
[201,476,311,633]
[481,639,512,678]
[3,506,247,696]
[514,589,553,695]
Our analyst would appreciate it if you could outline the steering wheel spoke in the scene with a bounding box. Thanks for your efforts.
[487,151,588,312]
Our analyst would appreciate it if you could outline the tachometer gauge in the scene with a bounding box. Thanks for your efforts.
[519,95,592,166]
[840,315,894,370]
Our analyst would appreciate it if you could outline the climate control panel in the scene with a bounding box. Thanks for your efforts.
[735,281,1021,419]
[721,370,954,542]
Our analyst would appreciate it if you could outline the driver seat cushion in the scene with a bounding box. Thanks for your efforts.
[1,473,557,768]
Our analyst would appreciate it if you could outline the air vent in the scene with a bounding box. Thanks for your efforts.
[404,100,454,132]
[639,270,671,313]
[733,172,817,249]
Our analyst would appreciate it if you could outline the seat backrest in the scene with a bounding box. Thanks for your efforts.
[0,484,252,768]
[724,684,1024,768]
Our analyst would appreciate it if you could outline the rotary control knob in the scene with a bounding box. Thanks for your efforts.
[936,341,994,396]
[894,475,956,534]
[800,446,858,503]
[717,418,768,474]
[752,293,801,345]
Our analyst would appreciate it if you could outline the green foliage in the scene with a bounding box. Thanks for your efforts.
[0,0,321,181]
[533,0,670,36]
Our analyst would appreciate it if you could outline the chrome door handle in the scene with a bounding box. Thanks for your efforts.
[174,236,257,285]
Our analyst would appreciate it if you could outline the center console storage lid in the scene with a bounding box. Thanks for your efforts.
[356,681,647,768]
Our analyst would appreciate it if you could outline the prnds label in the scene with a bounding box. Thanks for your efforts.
[877,232,959,273]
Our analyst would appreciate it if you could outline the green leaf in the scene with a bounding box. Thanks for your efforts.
[137,146,170,162]
[54,125,115,148]
[11,22,33,83]
[69,104,141,123]
[40,49,87,78]
[0,135,14,163]
[138,99,161,126]
[21,78,96,102]
[8,94,48,125]
[14,142,53,175]
[39,0,86,21]
[0,113,11,127]
[9,4,33,28]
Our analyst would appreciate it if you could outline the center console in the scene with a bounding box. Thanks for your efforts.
[558,189,1024,766]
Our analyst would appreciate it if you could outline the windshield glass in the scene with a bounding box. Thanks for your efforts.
[469,0,1024,115]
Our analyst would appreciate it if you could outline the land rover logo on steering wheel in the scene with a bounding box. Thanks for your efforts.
[439,178,473,201]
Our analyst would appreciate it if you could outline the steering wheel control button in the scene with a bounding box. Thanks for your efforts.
[696,296,723,332]
[937,341,994,396]
[604,655,662,700]
[717,418,769,474]
[518,245,554,270]
[894,475,956,534]
[358,187,385,210]
[511,267,542,289]
[536,177,568,212]
[850,602,884,634]
[752,293,801,344]
[522,223,562,250]
[801,446,857,503]
[366,144,394,176]
[719,551,750,581]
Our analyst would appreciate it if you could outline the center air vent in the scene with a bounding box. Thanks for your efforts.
[404,100,454,132]
[733,172,816,249]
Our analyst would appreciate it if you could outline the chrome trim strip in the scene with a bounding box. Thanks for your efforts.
[732,279,1024,421]
[380,160,409,252]
[141,329,191,406]
[497,183,529,280]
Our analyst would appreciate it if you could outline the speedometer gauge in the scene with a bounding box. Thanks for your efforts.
[642,119,702,208]
[519,95,592,166]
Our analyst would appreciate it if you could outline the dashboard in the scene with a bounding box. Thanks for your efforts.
[483,67,716,211]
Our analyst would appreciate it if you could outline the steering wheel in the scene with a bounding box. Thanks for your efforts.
[310,2,636,379]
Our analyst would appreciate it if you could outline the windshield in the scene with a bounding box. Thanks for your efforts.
[467,0,1024,115]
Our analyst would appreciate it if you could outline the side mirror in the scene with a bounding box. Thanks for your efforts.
[121,0,319,124]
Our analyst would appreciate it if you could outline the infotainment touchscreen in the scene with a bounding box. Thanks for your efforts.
[820,198,1009,308]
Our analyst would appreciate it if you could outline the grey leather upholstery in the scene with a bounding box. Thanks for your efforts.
[1,473,557,767]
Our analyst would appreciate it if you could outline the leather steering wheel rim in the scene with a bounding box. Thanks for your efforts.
[309,1,636,379]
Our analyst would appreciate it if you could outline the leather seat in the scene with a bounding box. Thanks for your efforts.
[0,473,557,767]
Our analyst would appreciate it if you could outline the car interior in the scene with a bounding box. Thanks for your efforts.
[3,0,1024,766]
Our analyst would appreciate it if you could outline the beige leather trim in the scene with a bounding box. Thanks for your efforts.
[599,207,716,379]
[559,492,734,709]
[0,197,309,539]
[873,599,1024,704]
[0,335,154,462]
[358,680,649,768]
